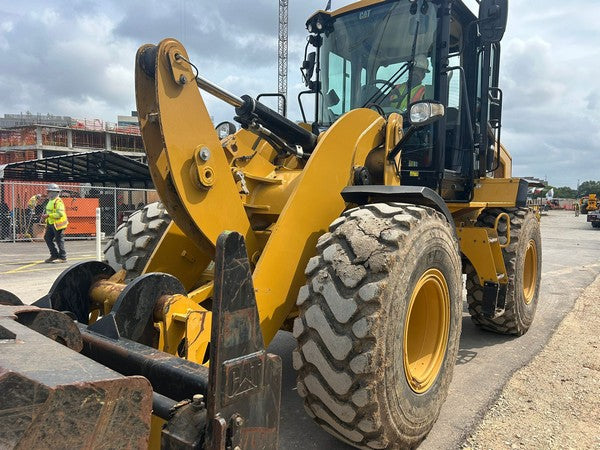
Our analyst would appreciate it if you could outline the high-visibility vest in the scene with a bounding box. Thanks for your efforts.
[45,197,69,230]
[389,83,426,111]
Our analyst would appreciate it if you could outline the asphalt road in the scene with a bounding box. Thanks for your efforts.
[273,210,600,449]
[1,210,598,448]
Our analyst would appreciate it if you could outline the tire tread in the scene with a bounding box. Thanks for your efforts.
[295,203,460,448]
[103,202,171,280]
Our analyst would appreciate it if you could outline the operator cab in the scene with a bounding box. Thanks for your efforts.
[300,0,508,202]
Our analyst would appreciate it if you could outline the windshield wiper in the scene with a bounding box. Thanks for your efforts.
[361,61,411,107]
[362,8,423,109]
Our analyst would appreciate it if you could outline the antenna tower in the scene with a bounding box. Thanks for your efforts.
[278,0,288,116]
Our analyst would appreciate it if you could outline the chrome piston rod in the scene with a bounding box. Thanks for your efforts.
[195,75,243,108]
[195,73,317,153]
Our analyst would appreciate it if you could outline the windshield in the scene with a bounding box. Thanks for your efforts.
[318,0,440,125]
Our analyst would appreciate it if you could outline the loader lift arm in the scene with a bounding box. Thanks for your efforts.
[134,38,388,347]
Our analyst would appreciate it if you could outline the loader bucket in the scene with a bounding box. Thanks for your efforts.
[0,305,153,448]
[0,232,281,449]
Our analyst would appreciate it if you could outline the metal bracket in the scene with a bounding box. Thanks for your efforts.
[206,231,282,449]
[458,226,508,286]
[32,261,115,323]
[89,272,186,345]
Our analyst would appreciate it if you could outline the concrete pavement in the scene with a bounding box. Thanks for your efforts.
[0,240,99,301]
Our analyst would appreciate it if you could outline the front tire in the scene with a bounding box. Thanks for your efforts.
[293,203,462,449]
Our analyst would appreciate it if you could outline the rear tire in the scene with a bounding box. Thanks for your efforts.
[103,202,171,281]
[465,208,542,335]
[293,203,462,449]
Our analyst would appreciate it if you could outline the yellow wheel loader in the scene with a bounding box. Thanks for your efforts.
[585,193,600,227]
[587,193,597,212]
[1,0,542,448]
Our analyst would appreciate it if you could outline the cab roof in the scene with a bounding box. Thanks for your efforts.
[309,0,476,21]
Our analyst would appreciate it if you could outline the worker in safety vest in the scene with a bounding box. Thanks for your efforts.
[42,184,68,263]
[388,54,430,111]
[26,194,42,235]
[27,194,41,210]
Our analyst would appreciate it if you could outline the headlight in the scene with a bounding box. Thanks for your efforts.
[305,12,332,35]
[410,101,445,125]
[215,121,237,139]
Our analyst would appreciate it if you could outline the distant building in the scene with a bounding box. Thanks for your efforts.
[0,111,144,164]
[0,113,73,129]
[522,177,547,187]
[117,111,139,127]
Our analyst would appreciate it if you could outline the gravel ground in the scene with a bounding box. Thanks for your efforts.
[463,274,600,450]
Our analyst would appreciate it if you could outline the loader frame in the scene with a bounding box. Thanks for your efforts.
[1,1,541,448]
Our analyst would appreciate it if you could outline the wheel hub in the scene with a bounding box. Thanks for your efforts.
[523,239,538,304]
[403,269,450,394]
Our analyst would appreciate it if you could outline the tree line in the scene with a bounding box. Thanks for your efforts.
[532,181,600,199]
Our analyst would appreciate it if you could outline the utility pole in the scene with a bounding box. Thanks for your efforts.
[278,0,288,116]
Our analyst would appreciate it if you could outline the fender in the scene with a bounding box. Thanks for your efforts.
[341,185,456,233]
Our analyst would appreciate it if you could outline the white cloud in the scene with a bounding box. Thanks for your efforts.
[0,0,599,188]
[497,0,600,186]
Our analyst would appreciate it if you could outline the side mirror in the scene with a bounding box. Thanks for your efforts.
[488,87,503,128]
[302,52,316,86]
[478,0,508,44]
[326,89,340,107]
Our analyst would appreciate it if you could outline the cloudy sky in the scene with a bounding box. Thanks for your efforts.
[0,0,598,188]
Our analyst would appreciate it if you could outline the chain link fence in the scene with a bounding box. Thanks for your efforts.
[0,181,159,242]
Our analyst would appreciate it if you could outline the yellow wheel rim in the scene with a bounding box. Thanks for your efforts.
[523,239,538,305]
[403,269,450,394]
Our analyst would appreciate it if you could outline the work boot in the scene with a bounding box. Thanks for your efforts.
[45,257,57,263]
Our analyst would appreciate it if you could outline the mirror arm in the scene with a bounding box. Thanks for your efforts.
[387,109,445,163]
[387,125,418,162]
